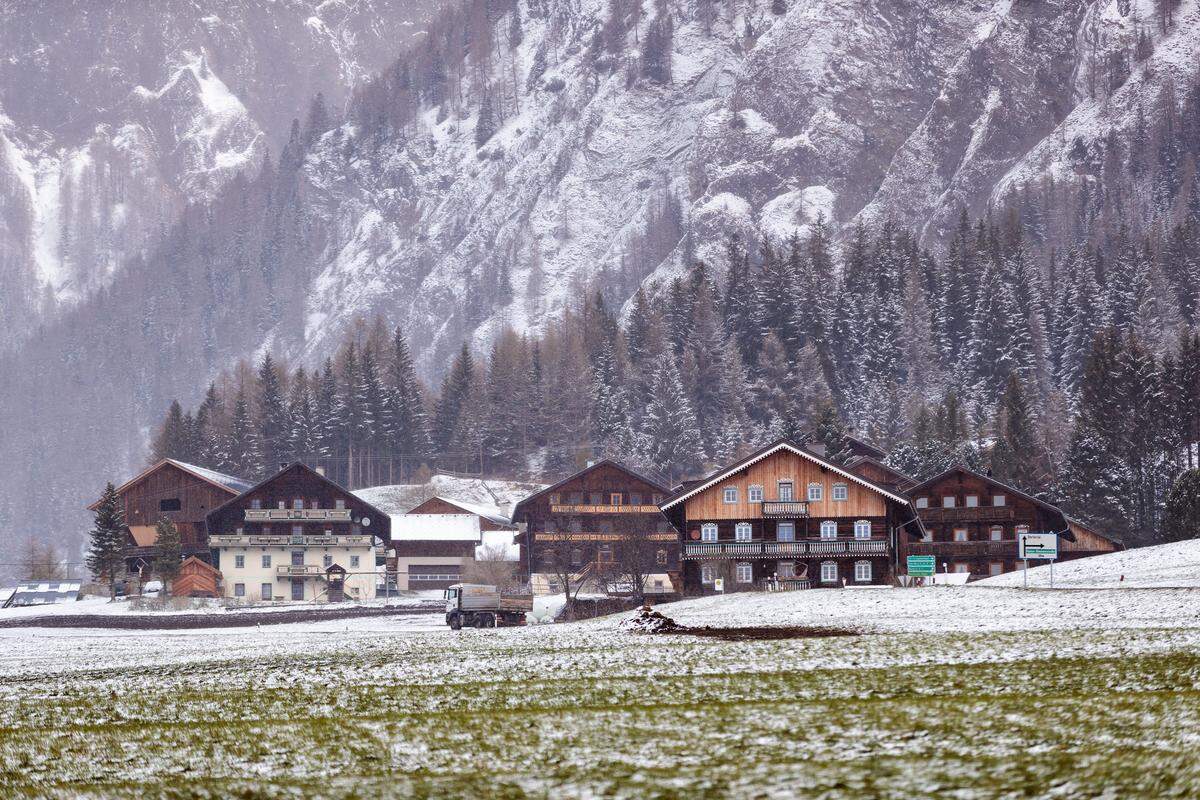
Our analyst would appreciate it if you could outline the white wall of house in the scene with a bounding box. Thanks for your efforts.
[216,542,378,603]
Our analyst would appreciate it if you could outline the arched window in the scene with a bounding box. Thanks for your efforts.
[735,522,753,542]
[820,520,838,539]
[701,523,718,542]
[854,520,871,539]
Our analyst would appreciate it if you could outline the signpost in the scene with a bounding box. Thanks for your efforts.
[906,555,936,579]
[1018,533,1059,588]
[714,578,724,594]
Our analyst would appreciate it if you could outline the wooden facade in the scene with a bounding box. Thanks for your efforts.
[89,459,251,575]
[660,440,921,592]
[902,466,1121,579]
[513,460,676,592]
[844,455,917,493]
[173,556,222,598]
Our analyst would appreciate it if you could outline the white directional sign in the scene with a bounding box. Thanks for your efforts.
[1019,533,1058,560]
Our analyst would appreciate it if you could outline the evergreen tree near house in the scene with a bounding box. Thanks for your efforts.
[87,482,126,599]
[639,356,703,483]
[256,353,288,474]
[1162,469,1200,542]
[153,518,183,595]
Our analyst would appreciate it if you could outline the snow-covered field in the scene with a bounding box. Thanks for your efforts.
[0,591,442,620]
[978,539,1200,588]
[2,585,1199,797]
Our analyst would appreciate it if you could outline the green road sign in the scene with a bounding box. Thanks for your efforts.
[907,555,936,577]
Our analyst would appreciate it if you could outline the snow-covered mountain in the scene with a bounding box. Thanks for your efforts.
[0,0,437,350]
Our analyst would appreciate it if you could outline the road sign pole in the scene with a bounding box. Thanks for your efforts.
[1050,557,1054,589]
[1023,559,1028,589]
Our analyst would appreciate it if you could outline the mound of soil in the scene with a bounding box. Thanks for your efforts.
[621,607,856,640]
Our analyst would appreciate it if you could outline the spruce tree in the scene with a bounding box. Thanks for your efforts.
[226,386,259,478]
[1162,469,1200,542]
[433,343,475,456]
[639,356,704,483]
[87,482,126,599]
[153,518,183,595]
[256,353,288,474]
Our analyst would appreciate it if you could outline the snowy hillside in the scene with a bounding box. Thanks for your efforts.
[977,539,1200,588]
[354,475,547,520]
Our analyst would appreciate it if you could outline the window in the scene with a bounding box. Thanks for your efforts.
[598,545,614,563]
[990,526,1003,541]
[854,561,872,582]
[262,526,271,535]
[323,554,333,568]
[292,525,303,537]
[656,549,667,566]
[777,522,795,542]
[735,522,752,542]
[277,500,286,510]
[832,483,848,501]
[820,562,837,583]
[261,583,273,601]
[748,485,763,503]
[807,483,823,502]
[723,487,738,504]
[965,495,979,507]
[571,548,583,566]
[915,497,929,509]
[569,517,583,533]
[350,556,360,568]
[701,564,716,584]
[989,562,1004,577]
[335,498,346,510]
[701,523,718,542]
[292,579,304,600]
[854,520,871,539]
[778,481,794,502]
[549,493,561,505]
[236,527,244,535]
[735,562,753,583]
[261,555,271,568]
[630,492,642,506]
[953,563,971,573]
[820,521,837,539]
[293,499,304,510]
[234,554,245,569]
[159,497,181,512]
[291,551,304,566]
[953,528,968,542]
[610,493,622,505]
[541,549,557,565]
[590,492,603,505]
[777,561,796,578]
[993,494,1006,507]
[943,496,956,508]
[569,492,584,504]
[234,583,245,597]
[250,498,262,510]
[1016,524,1030,536]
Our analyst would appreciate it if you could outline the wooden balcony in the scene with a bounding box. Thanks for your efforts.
[549,504,662,514]
[906,540,1015,557]
[917,506,1015,523]
[533,531,677,542]
[761,501,810,518]
[683,538,888,560]
[244,508,353,522]
[210,534,374,547]
[276,564,323,577]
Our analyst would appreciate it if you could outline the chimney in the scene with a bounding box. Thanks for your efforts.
[315,466,326,477]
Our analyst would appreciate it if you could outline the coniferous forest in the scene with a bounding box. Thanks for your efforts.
[152,206,1200,550]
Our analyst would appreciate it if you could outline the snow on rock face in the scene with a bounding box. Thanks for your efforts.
[759,186,837,244]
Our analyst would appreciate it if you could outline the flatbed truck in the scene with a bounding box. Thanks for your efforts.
[444,583,533,629]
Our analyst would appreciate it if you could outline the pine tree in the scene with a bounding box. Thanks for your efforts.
[1162,469,1200,542]
[989,373,1045,491]
[87,482,125,599]
[475,89,497,147]
[434,343,475,456]
[639,356,703,483]
[256,353,288,474]
[384,328,431,475]
[287,368,316,463]
[151,400,189,462]
[153,517,183,595]
[226,386,259,478]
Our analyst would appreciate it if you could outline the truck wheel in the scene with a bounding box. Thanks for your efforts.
[474,613,494,629]
[448,612,463,630]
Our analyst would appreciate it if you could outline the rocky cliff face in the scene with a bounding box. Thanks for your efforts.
[0,0,436,350]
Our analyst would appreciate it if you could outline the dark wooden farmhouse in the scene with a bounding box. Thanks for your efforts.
[206,463,391,603]
[388,496,519,590]
[902,465,1122,579]
[88,459,252,579]
[512,460,677,595]
[659,439,923,592]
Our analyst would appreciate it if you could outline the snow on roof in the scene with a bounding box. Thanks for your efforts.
[169,460,254,493]
[355,475,546,519]
[429,496,513,526]
[977,539,1200,589]
[3,580,83,608]
[390,514,481,542]
[476,529,520,561]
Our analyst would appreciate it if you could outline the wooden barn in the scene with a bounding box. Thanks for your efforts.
[659,439,923,592]
[902,465,1122,579]
[172,556,222,598]
[389,496,519,590]
[89,460,253,579]
[513,460,677,595]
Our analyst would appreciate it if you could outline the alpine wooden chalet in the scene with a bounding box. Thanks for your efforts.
[902,465,1122,578]
[658,439,923,591]
[512,460,677,595]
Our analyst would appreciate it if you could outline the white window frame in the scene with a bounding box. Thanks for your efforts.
[234,582,245,597]
[700,564,716,584]
[747,485,764,503]
[915,496,929,509]
[335,498,346,510]
[990,526,1003,541]
[820,520,837,540]
[820,562,837,583]
[234,554,245,569]
[854,561,872,582]
[989,562,1004,576]
[723,486,738,504]
[735,562,753,583]
[807,483,823,502]
[293,498,304,510]
[777,522,795,542]
[832,483,848,501]
[854,520,871,540]
[261,583,273,601]
[953,563,971,573]
[261,554,271,568]
[735,522,753,542]
[943,496,956,509]
[953,528,968,542]
[993,494,1006,507]
[701,523,718,542]
[350,555,360,568]
[777,481,794,502]
[965,495,979,508]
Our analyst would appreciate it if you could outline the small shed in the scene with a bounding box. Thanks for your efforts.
[3,580,83,608]
[172,557,222,598]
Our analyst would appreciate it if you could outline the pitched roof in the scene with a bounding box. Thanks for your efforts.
[90,459,251,509]
[513,459,670,518]
[3,580,83,608]
[908,464,1077,541]
[414,495,514,527]
[843,454,917,488]
[659,438,913,509]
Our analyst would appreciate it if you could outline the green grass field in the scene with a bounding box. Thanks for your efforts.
[2,612,1199,798]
